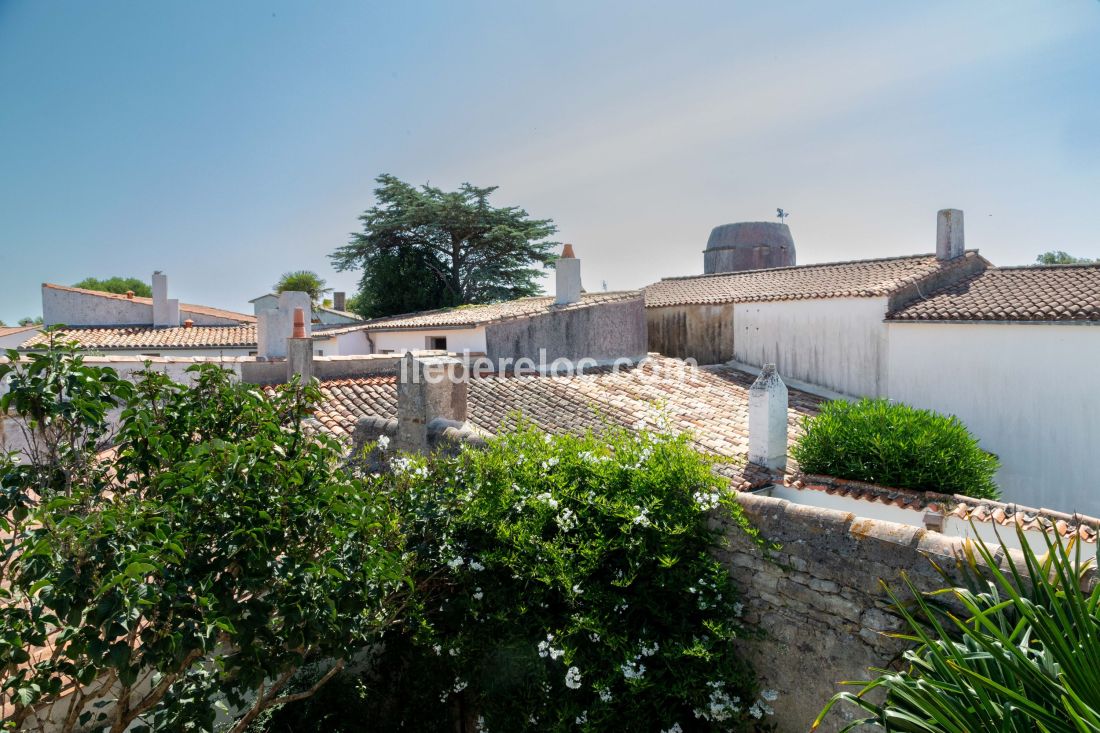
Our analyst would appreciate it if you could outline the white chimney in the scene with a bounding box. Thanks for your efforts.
[152,271,180,327]
[936,209,964,261]
[555,244,582,305]
[748,364,789,471]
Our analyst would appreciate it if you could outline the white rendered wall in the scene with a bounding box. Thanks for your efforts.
[887,322,1100,514]
[734,297,889,398]
[370,328,486,355]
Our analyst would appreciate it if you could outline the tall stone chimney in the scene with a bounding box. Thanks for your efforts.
[333,291,346,312]
[396,353,468,454]
[748,364,789,471]
[555,244,582,305]
[286,307,314,382]
[151,271,180,327]
[936,209,965,261]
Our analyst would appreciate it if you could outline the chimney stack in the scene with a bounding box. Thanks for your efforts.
[555,244,582,305]
[333,291,346,312]
[396,353,468,454]
[748,364,789,471]
[151,271,180,327]
[936,209,965,261]
[125,290,135,300]
[183,318,193,329]
[287,307,314,382]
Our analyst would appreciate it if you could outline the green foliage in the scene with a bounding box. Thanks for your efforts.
[331,174,559,319]
[1035,250,1097,265]
[791,398,999,499]
[265,423,775,732]
[815,526,1100,732]
[273,270,330,306]
[73,276,152,298]
[17,316,42,326]
[0,335,411,732]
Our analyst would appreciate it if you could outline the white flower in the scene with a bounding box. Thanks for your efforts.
[621,660,646,679]
[661,725,683,733]
[376,435,390,451]
[537,634,564,660]
[733,602,744,617]
[448,647,459,657]
[556,508,577,532]
[632,506,651,527]
[475,715,487,732]
[762,689,779,702]
[750,703,763,719]
[572,583,584,595]
[447,556,465,570]
[639,641,659,657]
[432,644,442,655]
[575,711,587,724]
[453,679,468,692]
[565,666,582,689]
[598,687,613,702]
[469,559,485,572]
[535,492,559,509]
[473,587,484,601]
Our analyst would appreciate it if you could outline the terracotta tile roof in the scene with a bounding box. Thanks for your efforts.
[19,324,257,350]
[887,265,1100,322]
[43,284,256,323]
[304,356,824,490]
[335,291,641,332]
[643,252,985,307]
[0,325,37,339]
[787,475,1100,543]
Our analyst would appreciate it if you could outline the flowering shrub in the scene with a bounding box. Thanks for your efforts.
[338,423,777,732]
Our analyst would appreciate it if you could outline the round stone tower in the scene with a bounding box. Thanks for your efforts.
[703,222,796,274]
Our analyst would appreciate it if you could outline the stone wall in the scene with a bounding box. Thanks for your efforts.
[717,492,992,733]
[484,296,647,365]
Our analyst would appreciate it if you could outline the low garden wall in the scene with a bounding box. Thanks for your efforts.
[717,492,982,732]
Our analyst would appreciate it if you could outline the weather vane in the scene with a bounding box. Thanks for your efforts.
[776,208,790,223]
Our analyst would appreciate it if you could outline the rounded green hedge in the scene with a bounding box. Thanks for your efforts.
[790,398,999,500]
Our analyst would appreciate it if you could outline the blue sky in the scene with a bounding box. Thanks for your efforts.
[1,1,1098,323]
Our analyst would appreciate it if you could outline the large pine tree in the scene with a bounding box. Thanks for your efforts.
[331,175,559,319]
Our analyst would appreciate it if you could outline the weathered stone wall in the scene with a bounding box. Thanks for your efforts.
[645,303,736,365]
[484,296,647,365]
[717,492,983,733]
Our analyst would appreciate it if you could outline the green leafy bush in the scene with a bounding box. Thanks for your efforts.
[0,336,412,732]
[791,398,999,499]
[263,423,777,732]
[815,527,1100,731]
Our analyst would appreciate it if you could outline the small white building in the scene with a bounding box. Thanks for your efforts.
[19,273,258,357]
[250,291,362,327]
[886,264,1100,513]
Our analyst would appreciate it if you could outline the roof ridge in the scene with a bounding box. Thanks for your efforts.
[989,263,1100,272]
[657,251,981,283]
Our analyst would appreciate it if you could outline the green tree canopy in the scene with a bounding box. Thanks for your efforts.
[1035,250,1098,265]
[16,316,42,327]
[331,174,559,319]
[274,270,330,307]
[73,276,152,298]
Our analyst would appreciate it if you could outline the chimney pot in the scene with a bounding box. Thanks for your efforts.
[555,245,582,305]
[126,290,134,299]
[936,209,965,261]
[292,307,306,338]
[333,291,346,311]
[183,319,193,329]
